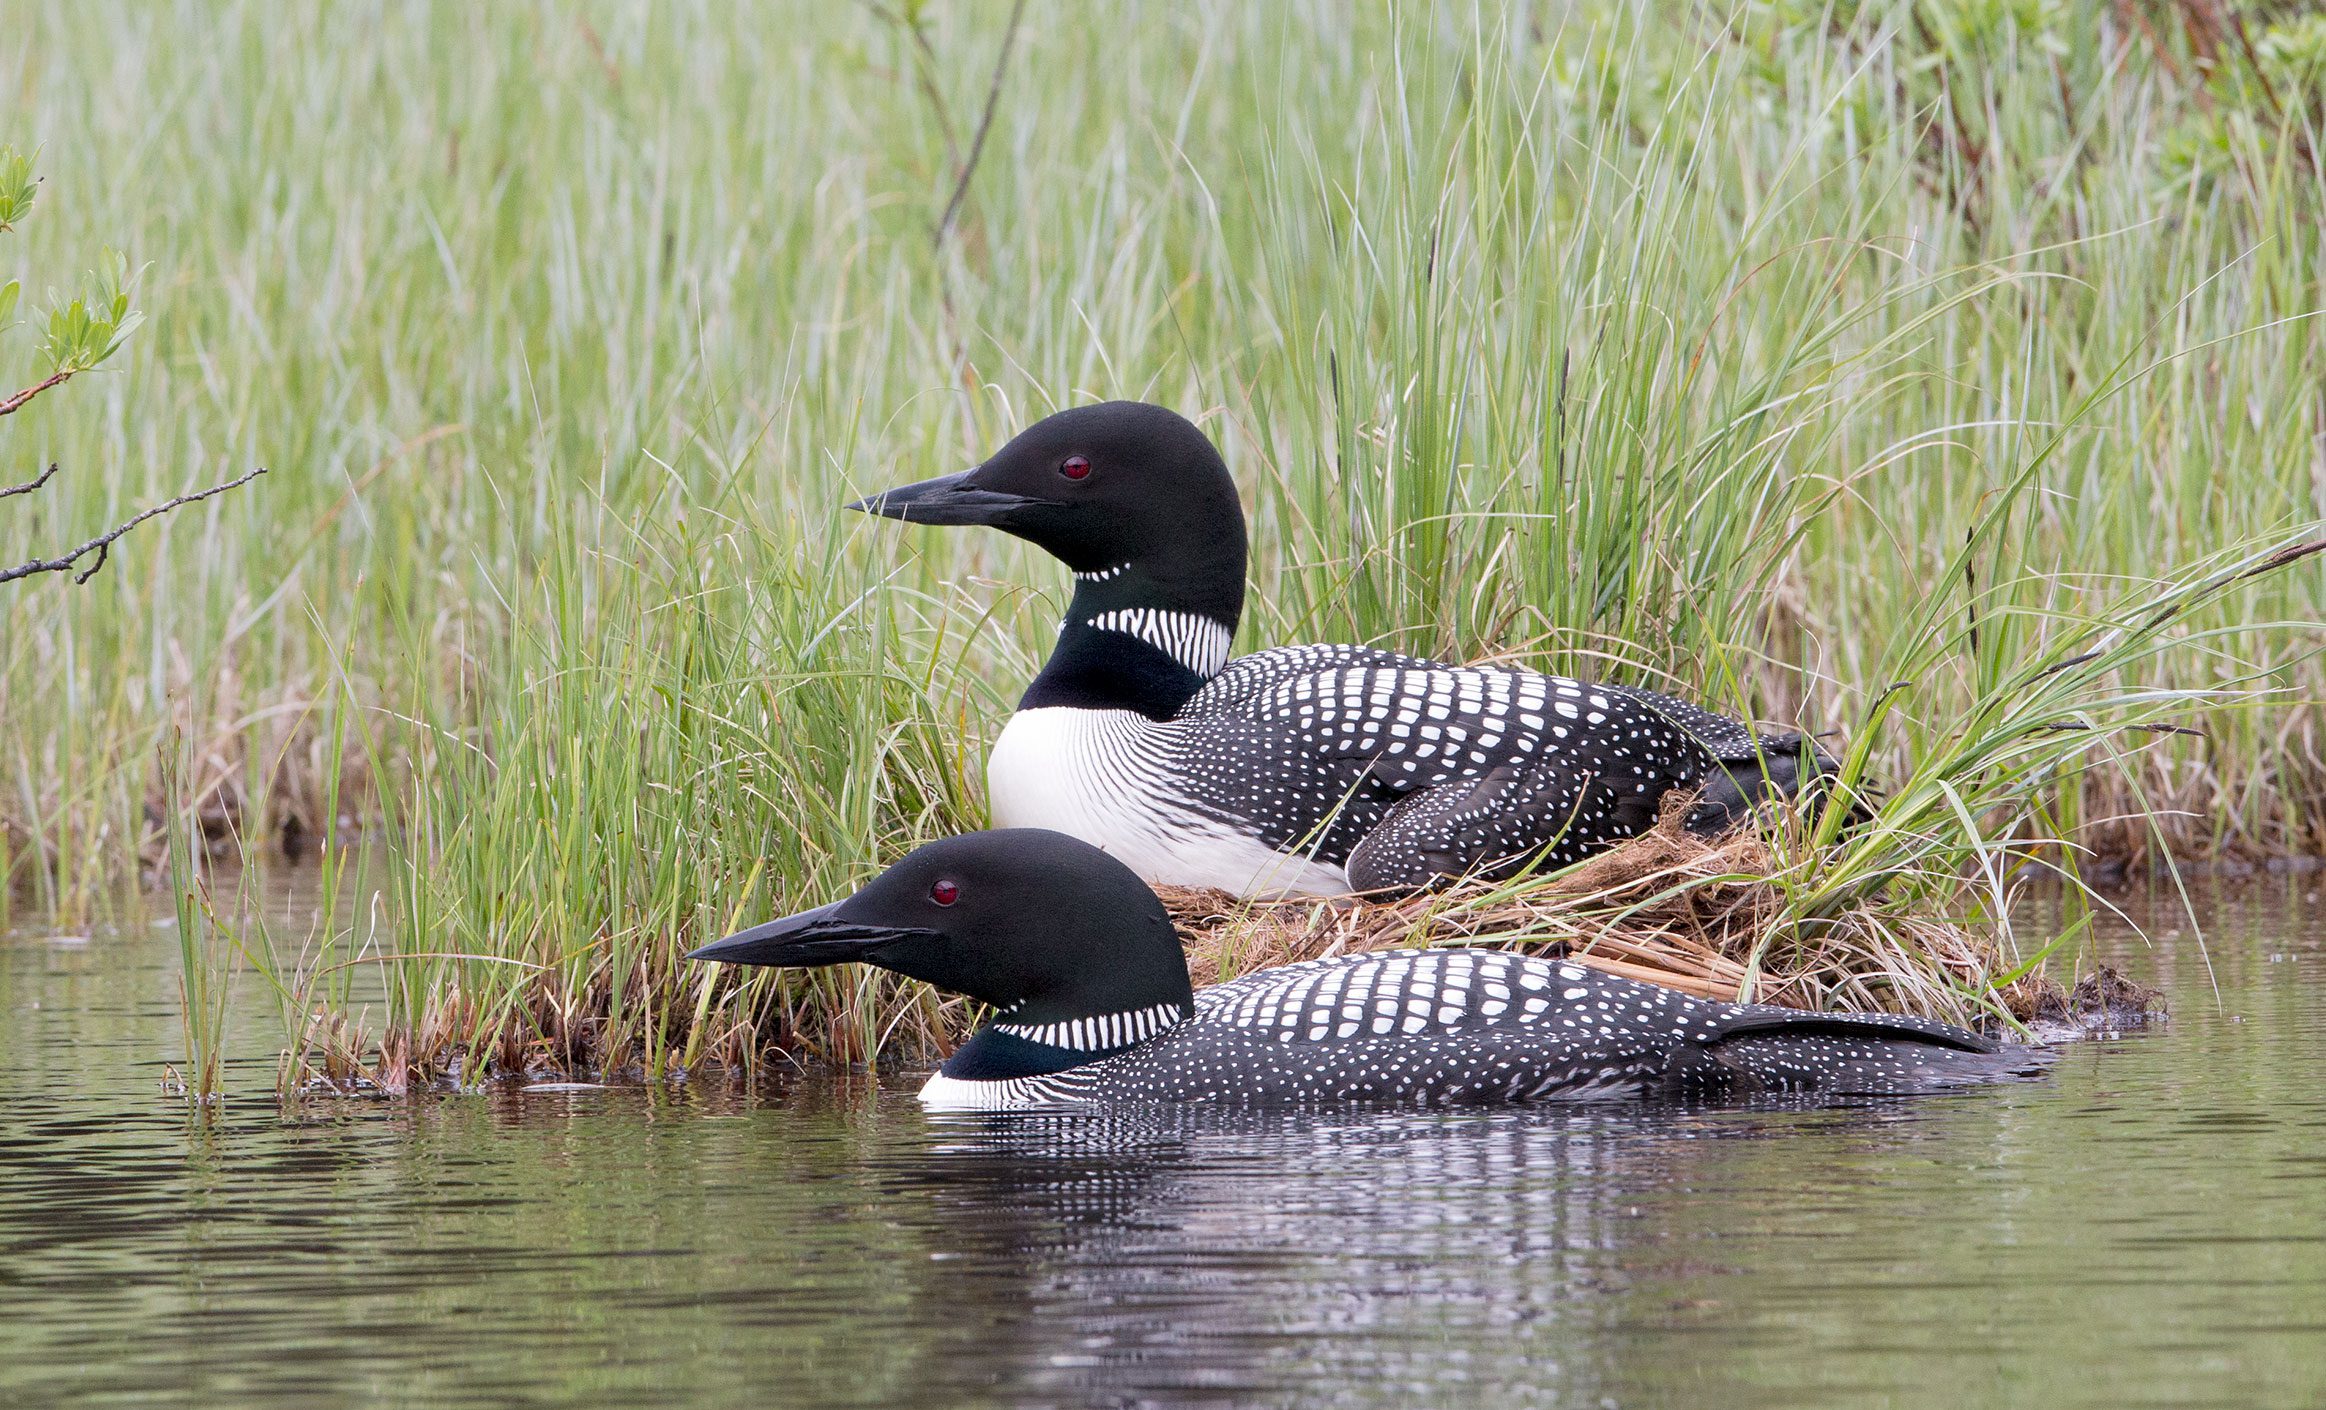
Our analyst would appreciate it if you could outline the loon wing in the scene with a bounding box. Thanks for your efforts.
[1187,647,1793,887]
[1342,757,1662,891]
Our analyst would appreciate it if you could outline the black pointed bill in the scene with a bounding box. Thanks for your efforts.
[686,901,936,969]
[845,467,1049,526]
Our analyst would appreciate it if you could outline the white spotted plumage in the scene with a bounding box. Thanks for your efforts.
[917,948,2016,1111]
[990,641,1766,897]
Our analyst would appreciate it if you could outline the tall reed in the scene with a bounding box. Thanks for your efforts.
[162,745,229,1106]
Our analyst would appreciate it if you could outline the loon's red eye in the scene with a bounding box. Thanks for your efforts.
[929,879,960,906]
[1059,455,1091,481]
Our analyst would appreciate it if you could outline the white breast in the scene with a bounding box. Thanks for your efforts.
[987,706,1349,898]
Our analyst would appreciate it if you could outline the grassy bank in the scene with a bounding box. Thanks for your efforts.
[2,2,2321,1088]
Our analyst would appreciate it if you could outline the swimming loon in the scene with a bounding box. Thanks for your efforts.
[852,401,1842,898]
[687,829,2030,1112]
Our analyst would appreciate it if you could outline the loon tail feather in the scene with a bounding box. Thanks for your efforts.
[1665,1007,2047,1097]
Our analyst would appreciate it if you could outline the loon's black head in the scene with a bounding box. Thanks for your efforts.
[850,402,1247,619]
[686,829,1196,1031]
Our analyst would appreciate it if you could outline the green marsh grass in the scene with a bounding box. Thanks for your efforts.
[1,2,2321,1085]
[162,750,227,1107]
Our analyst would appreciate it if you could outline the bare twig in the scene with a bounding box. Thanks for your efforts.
[1,462,59,499]
[862,0,963,171]
[575,18,622,92]
[2220,6,2286,124]
[0,370,75,419]
[932,0,1028,251]
[1909,9,1989,235]
[1,466,268,586]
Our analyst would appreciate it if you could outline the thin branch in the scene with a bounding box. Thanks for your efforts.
[2220,6,2286,124]
[861,0,963,170]
[0,462,59,499]
[905,21,962,170]
[932,0,1028,251]
[0,369,75,419]
[0,466,267,587]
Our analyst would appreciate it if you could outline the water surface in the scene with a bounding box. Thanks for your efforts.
[3,881,2322,1408]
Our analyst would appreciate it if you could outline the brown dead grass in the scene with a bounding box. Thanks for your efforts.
[1160,794,2058,1027]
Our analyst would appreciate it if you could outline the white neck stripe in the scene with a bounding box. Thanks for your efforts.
[994,1000,1189,1052]
[1081,608,1232,677]
[1074,563,1131,583]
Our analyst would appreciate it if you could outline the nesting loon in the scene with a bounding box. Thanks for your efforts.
[853,401,1841,898]
[688,829,2030,1112]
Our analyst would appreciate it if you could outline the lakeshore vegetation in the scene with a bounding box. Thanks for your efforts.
[2,2,2322,1093]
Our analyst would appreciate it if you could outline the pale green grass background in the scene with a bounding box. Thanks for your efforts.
[3,1,2321,1079]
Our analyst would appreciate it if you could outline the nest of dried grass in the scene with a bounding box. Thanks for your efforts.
[1160,794,2062,1028]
